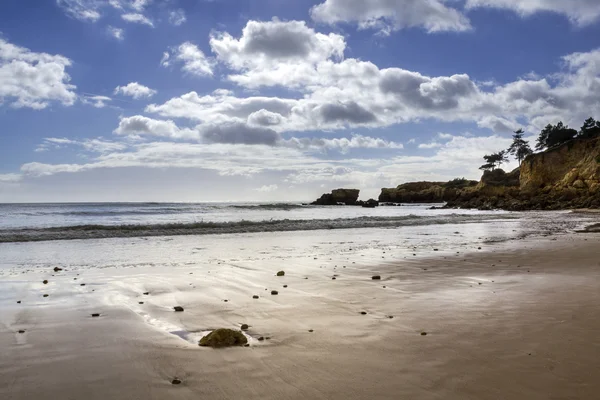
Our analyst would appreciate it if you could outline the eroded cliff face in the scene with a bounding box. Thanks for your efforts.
[381,138,600,210]
[520,138,600,196]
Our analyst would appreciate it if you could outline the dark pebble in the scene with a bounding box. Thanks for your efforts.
[91,313,100,317]
[283,285,288,288]
[388,316,394,319]
[143,292,149,295]
[80,284,86,286]
[372,275,381,280]
[171,379,182,385]
[308,329,314,333]
[53,267,63,272]
[332,277,336,280]
[258,336,265,341]
[421,332,427,336]
[173,306,184,312]
[17,301,21,304]
[360,311,367,315]
[224,300,228,302]
[43,294,49,297]
[253,295,259,299]
[139,302,144,304]
[271,290,278,295]
[43,280,48,284]
[241,324,249,330]
[276,271,285,277]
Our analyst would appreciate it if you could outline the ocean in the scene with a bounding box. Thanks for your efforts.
[0,202,595,243]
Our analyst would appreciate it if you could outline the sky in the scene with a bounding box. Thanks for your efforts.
[1,0,600,202]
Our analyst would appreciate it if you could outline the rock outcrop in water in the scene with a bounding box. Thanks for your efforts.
[311,189,360,205]
[381,137,600,210]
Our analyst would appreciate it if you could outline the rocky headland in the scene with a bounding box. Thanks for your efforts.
[380,137,600,210]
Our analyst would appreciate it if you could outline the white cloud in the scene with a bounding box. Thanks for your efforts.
[466,0,600,26]
[107,26,124,40]
[310,0,471,34]
[121,13,154,27]
[284,134,403,153]
[36,137,127,153]
[81,94,112,108]
[162,42,214,77]
[0,38,77,109]
[169,9,186,26]
[114,115,200,140]
[254,184,278,192]
[0,173,21,183]
[56,0,102,22]
[114,82,157,99]
[418,141,442,149]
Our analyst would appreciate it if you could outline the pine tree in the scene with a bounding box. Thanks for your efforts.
[507,129,533,165]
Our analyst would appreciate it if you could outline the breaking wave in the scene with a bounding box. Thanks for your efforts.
[0,214,517,243]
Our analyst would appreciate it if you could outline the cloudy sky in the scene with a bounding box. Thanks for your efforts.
[1,0,600,202]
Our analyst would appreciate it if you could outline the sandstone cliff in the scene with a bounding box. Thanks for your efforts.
[381,137,600,210]
[379,179,478,203]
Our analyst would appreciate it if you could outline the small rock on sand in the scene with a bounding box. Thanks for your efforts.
[283,285,288,288]
[91,313,100,317]
[171,378,182,385]
[241,324,249,331]
[372,275,381,280]
[360,311,367,315]
[53,267,63,272]
[271,290,278,295]
[143,292,149,295]
[199,329,248,348]
[43,294,49,297]
[308,329,314,333]
[276,271,285,277]
[80,284,86,286]
[17,301,21,304]
[258,336,265,341]
[173,306,184,312]
[43,280,48,284]
[139,302,144,304]
[421,332,428,336]
[253,295,259,299]
[332,277,336,280]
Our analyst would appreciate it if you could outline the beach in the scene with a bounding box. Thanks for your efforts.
[1,222,600,400]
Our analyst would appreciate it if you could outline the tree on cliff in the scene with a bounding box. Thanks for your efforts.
[579,117,600,139]
[507,129,533,165]
[480,151,509,171]
[535,122,577,151]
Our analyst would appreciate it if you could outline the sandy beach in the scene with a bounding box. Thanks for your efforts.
[1,229,600,400]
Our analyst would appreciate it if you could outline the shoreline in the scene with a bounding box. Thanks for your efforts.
[2,230,600,399]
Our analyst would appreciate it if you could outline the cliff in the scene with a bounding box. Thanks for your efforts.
[379,179,478,203]
[381,138,600,210]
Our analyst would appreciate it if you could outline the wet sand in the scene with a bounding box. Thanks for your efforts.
[1,232,600,399]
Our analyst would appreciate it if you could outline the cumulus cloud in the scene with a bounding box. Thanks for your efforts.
[200,122,281,145]
[310,0,471,34]
[466,0,600,26]
[121,13,154,27]
[114,82,157,99]
[169,9,186,26]
[161,42,214,77]
[284,134,404,153]
[0,38,77,109]
[107,26,124,40]
[114,115,200,140]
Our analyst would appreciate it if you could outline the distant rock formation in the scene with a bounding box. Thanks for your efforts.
[379,179,478,203]
[311,189,360,205]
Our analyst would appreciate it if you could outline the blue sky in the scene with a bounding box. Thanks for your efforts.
[1,0,600,202]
